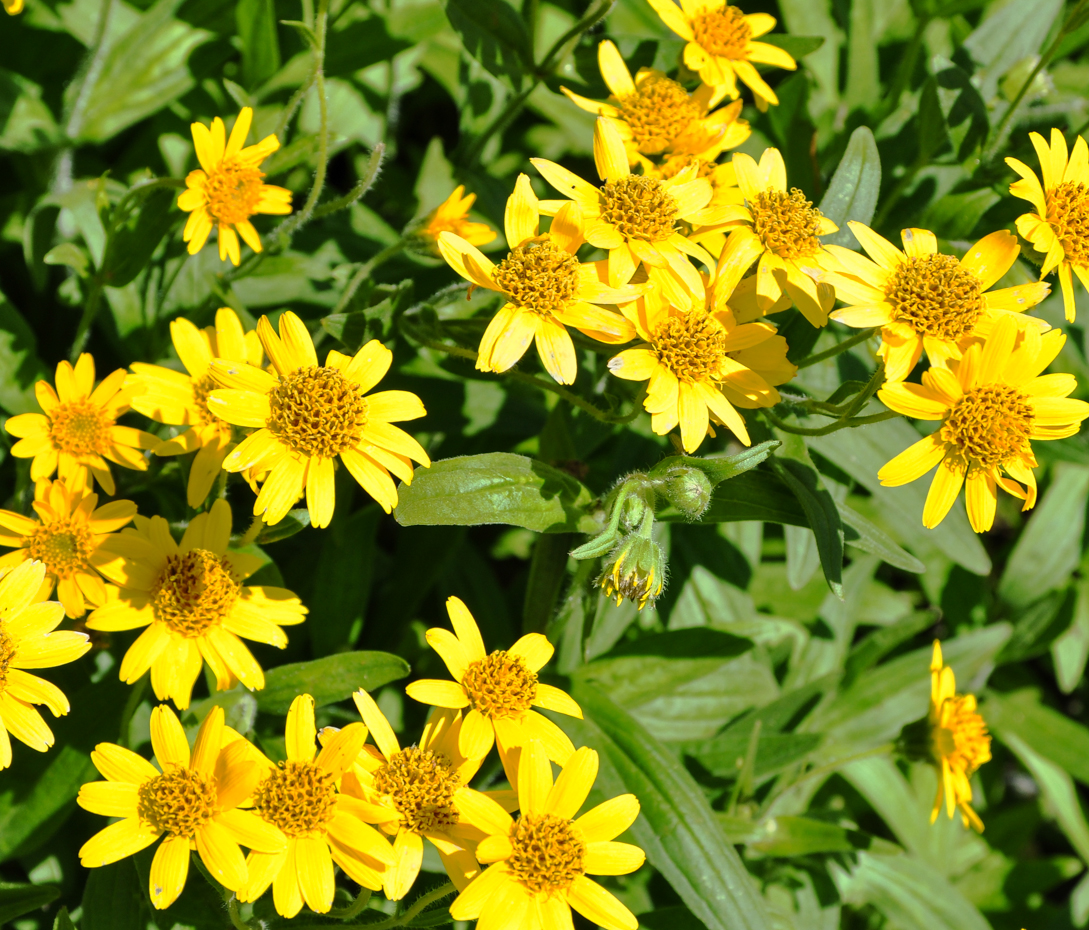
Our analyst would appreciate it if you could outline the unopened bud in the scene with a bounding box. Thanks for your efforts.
[655,465,713,519]
[599,534,666,611]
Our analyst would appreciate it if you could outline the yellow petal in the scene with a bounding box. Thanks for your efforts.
[150,704,190,769]
[285,694,317,763]
[149,834,190,909]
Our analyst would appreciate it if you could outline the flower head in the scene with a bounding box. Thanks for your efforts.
[599,533,666,610]
[878,317,1089,531]
[5,354,159,496]
[87,499,306,709]
[178,107,292,266]
[408,186,496,257]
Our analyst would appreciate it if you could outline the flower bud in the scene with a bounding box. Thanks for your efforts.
[599,534,666,611]
[655,465,713,519]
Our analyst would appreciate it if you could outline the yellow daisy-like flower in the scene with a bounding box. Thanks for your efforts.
[239,694,396,918]
[178,106,292,266]
[409,185,496,257]
[206,311,430,526]
[823,224,1052,381]
[927,640,991,832]
[878,317,1089,532]
[406,596,583,767]
[531,118,726,310]
[4,0,23,14]
[5,354,159,496]
[0,478,136,619]
[77,704,284,909]
[128,307,263,508]
[1006,128,1089,321]
[0,559,90,769]
[438,174,639,385]
[451,739,645,930]
[645,0,796,110]
[86,499,307,709]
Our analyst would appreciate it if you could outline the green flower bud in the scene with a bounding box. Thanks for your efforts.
[895,716,932,765]
[655,465,713,519]
[599,534,666,611]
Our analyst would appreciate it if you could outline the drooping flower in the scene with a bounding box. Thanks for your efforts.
[408,186,496,257]
[438,174,638,385]
[207,311,430,526]
[239,694,395,918]
[0,478,136,618]
[5,354,159,496]
[87,499,307,709]
[178,107,292,266]
[599,533,666,610]
[822,224,1051,381]
[78,704,284,909]
[451,739,645,930]
[406,596,582,766]
[1006,128,1089,321]
[878,316,1089,532]
[644,0,796,110]
[128,307,263,508]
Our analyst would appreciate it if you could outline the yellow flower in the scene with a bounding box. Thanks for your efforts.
[0,559,89,769]
[1006,128,1089,321]
[406,596,583,766]
[927,641,991,832]
[178,107,292,266]
[645,0,796,110]
[86,499,307,709]
[77,704,284,909]
[410,186,496,256]
[450,739,645,930]
[438,174,638,385]
[0,478,136,618]
[878,316,1089,532]
[5,354,159,496]
[531,118,726,310]
[239,694,395,918]
[562,40,750,167]
[4,0,23,13]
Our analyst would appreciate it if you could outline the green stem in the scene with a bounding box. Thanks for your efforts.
[118,674,149,748]
[762,743,896,814]
[312,144,386,221]
[762,407,900,436]
[227,896,252,930]
[797,327,877,369]
[328,888,372,920]
[460,82,538,168]
[874,16,931,123]
[293,882,456,930]
[70,278,104,362]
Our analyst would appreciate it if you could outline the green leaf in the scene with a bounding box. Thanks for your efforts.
[983,688,1089,787]
[81,860,145,930]
[43,242,89,276]
[921,188,999,240]
[256,651,410,714]
[101,186,175,288]
[0,70,61,153]
[751,815,880,856]
[997,587,1075,665]
[839,501,925,573]
[325,17,412,78]
[256,508,311,544]
[843,610,936,687]
[54,907,77,930]
[0,292,48,415]
[962,0,1063,100]
[916,77,949,163]
[659,469,807,525]
[236,0,281,89]
[0,882,60,925]
[445,0,532,83]
[758,34,825,59]
[647,440,781,486]
[818,126,881,249]
[523,532,574,634]
[695,729,822,784]
[1053,577,1089,694]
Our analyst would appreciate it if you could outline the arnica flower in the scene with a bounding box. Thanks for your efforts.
[645,0,796,110]
[5,354,159,496]
[1006,129,1089,321]
[78,704,284,909]
[128,307,264,508]
[878,317,1089,532]
[178,106,292,266]
[207,311,430,526]
[406,596,582,766]
[0,560,90,769]
[239,694,396,919]
[86,499,307,709]
[531,118,725,310]
[408,185,496,258]
[822,224,1051,381]
[451,740,645,930]
[438,174,638,385]
[600,534,666,610]
[0,478,136,618]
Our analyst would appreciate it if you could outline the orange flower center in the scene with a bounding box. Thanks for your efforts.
[691,5,751,59]
[940,384,1034,467]
[931,696,991,776]
[253,760,338,837]
[506,812,586,894]
[887,253,984,340]
[748,188,823,260]
[372,746,461,834]
[137,766,217,837]
[619,75,701,156]
[49,400,112,457]
[1046,180,1089,266]
[460,651,537,719]
[151,548,240,637]
[600,175,677,243]
[192,373,229,430]
[203,158,266,227]
[652,311,726,383]
[492,238,580,317]
[0,628,15,691]
[267,366,368,459]
[27,519,95,579]
[657,154,718,182]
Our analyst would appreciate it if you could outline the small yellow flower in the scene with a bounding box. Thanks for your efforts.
[3,0,24,13]
[438,174,638,385]
[406,596,583,766]
[1007,128,1089,321]
[451,739,645,930]
[878,316,1089,532]
[599,534,666,610]
[78,704,284,909]
[206,311,430,526]
[239,694,396,918]
[0,478,136,618]
[645,0,796,110]
[409,186,496,257]
[178,107,292,266]
[87,499,307,709]
[5,354,159,496]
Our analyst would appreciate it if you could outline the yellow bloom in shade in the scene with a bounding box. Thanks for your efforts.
[927,641,991,832]
[877,317,1089,532]
[451,739,645,930]
[823,224,1052,381]
[645,0,796,110]
[438,174,639,385]
[410,186,496,256]
[178,107,292,266]
[128,307,263,508]
[5,354,159,496]
[239,694,396,918]
[86,499,307,709]
[77,704,284,909]
[4,0,24,13]
[0,559,90,769]
[406,596,583,767]
[1006,128,1089,321]
[0,478,136,619]
[207,311,430,526]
